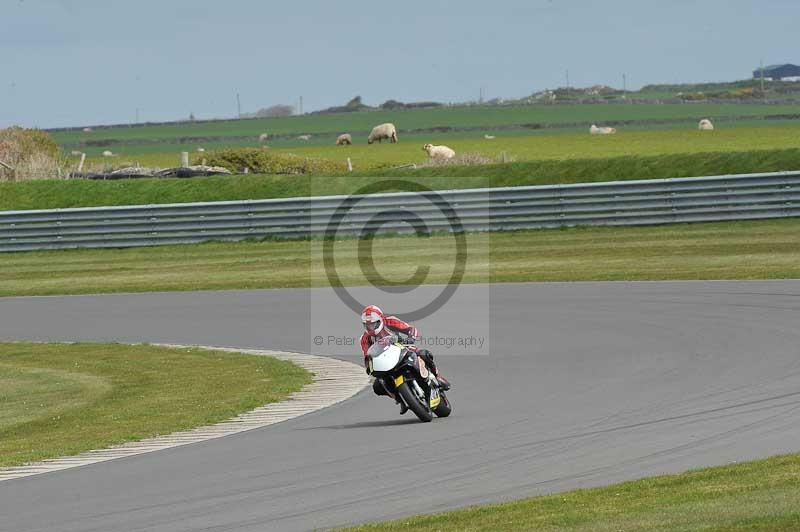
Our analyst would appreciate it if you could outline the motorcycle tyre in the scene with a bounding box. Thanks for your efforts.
[397,381,434,422]
[434,390,452,418]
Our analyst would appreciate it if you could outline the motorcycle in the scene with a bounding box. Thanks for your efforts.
[365,334,452,422]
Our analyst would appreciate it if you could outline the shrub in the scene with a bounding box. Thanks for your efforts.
[241,105,294,118]
[420,152,498,167]
[681,92,707,101]
[0,126,63,181]
[380,100,444,110]
[201,148,347,175]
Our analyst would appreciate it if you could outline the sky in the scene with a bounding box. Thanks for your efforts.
[2,0,798,129]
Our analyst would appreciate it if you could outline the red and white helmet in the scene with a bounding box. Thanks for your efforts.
[361,305,385,336]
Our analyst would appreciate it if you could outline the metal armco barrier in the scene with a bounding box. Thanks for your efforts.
[1,171,798,252]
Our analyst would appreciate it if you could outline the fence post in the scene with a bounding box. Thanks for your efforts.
[77,153,86,172]
[180,152,189,168]
[347,157,353,172]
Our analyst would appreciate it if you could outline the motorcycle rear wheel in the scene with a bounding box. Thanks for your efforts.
[397,382,433,422]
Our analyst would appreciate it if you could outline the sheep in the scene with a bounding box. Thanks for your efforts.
[590,124,617,135]
[70,150,82,156]
[336,133,352,145]
[82,127,93,133]
[297,134,312,141]
[368,123,398,144]
[259,133,269,142]
[196,147,205,153]
[484,134,496,140]
[698,118,714,131]
[423,143,455,160]
[102,150,114,157]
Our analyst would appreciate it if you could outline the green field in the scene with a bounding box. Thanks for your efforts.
[51,102,800,164]
[53,103,800,144]
[0,343,310,467]
[343,453,800,531]
[285,125,800,171]
[59,120,800,173]
[0,218,798,297]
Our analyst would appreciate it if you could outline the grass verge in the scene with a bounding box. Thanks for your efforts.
[342,453,800,531]
[0,218,798,297]
[2,148,800,211]
[0,342,311,467]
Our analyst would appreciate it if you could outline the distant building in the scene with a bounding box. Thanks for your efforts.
[753,64,800,81]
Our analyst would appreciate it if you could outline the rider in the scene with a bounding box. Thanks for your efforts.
[360,304,450,414]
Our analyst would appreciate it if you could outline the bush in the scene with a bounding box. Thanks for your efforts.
[380,99,444,110]
[0,127,63,181]
[420,152,510,168]
[241,105,294,118]
[202,148,347,175]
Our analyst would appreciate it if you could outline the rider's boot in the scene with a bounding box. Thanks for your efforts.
[396,397,408,415]
[434,371,451,391]
[385,387,409,415]
[422,350,451,391]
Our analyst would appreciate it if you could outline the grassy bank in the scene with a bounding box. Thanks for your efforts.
[343,453,800,531]
[0,218,798,297]
[3,148,800,211]
[0,343,311,468]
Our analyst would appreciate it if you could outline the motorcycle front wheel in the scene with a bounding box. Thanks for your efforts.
[434,391,451,418]
[397,382,433,422]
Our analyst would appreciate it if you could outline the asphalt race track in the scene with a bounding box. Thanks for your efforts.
[1,281,800,531]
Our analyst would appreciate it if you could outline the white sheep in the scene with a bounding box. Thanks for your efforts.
[368,123,398,144]
[259,133,269,142]
[423,143,455,160]
[698,119,714,130]
[590,124,617,135]
[102,150,114,157]
[484,134,496,140]
[336,133,352,145]
[297,134,312,141]
[82,127,93,133]
[196,147,205,153]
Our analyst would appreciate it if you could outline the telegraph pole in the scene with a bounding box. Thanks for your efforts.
[565,69,570,89]
[236,93,242,118]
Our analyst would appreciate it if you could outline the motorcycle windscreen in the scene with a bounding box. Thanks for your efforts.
[369,343,404,373]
